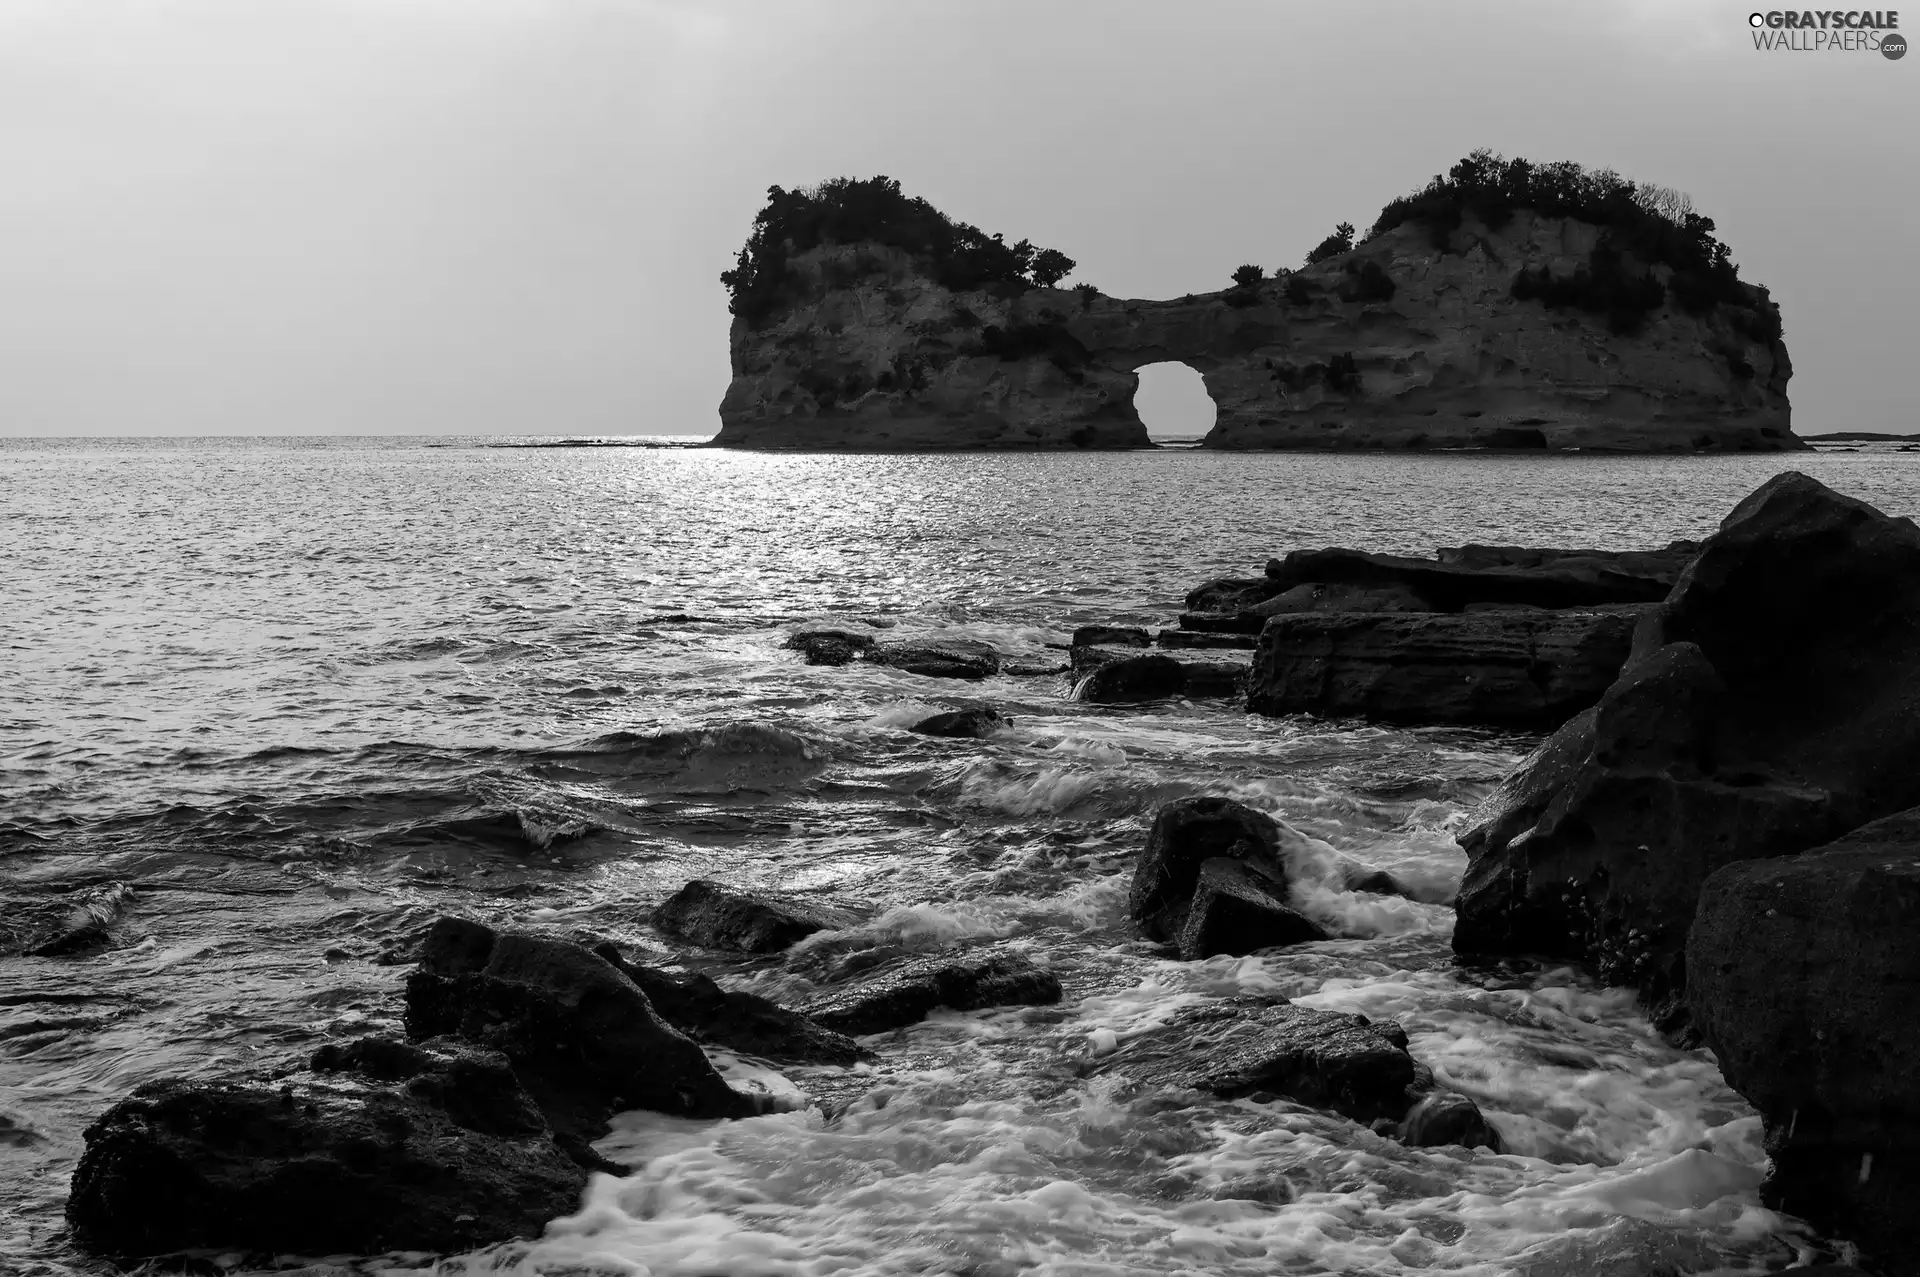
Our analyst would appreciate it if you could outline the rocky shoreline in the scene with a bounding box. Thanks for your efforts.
[37,469,1915,1274]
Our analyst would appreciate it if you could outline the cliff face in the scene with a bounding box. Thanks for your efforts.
[715,211,1794,452]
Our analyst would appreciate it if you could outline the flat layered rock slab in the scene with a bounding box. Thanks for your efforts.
[801,946,1062,1035]
[1247,609,1639,729]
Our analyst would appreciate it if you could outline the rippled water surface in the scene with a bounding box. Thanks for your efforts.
[4,437,1918,1276]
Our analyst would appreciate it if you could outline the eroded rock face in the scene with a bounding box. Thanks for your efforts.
[1454,473,1920,1003]
[67,1037,586,1260]
[1688,810,1920,1268]
[716,212,1792,451]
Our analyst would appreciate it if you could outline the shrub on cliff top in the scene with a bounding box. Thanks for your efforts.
[1304,223,1355,266]
[1367,149,1758,323]
[721,176,1077,325]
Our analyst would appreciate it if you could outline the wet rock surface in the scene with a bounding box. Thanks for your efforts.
[871,638,1001,679]
[1077,652,1248,702]
[1688,808,1920,1270]
[1095,997,1416,1123]
[801,945,1062,1035]
[1455,473,1920,1001]
[66,1035,586,1260]
[1130,797,1291,942]
[404,917,753,1143]
[593,943,870,1066]
[1246,609,1640,730]
[1263,545,1684,611]
[1176,858,1329,959]
[907,705,1009,738]
[653,878,867,953]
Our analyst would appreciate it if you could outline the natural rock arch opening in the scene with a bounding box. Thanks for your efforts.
[1131,362,1217,441]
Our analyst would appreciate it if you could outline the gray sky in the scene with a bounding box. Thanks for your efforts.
[2,0,1914,438]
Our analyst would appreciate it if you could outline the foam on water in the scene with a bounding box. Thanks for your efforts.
[8,442,1906,1274]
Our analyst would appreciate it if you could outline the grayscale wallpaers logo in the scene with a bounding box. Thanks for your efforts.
[1747,9,1905,54]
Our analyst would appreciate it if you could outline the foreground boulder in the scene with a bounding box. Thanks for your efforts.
[67,1036,585,1260]
[1688,809,1920,1269]
[1246,610,1639,730]
[592,943,869,1066]
[1455,473,1920,1004]
[1177,859,1328,959]
[801,945,1062,1035]
[405,917,752,1143]
[1130,797,1294,943]
[653,878,865,953]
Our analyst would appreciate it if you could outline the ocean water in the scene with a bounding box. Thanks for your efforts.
[4,436,1918,1277]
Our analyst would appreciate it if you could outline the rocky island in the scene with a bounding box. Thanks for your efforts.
[715,154,1795,451]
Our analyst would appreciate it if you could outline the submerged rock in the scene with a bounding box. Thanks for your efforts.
[404,917,752,1144]
[1177,858,1329,959]
[653,878,866,953]
[1246,609,1639,730]
[1401,1090,1502,1151]
[1688,808,1920,1270]
[1130,797,1290,943]
[907,705,1009,738]
[786,628,878,666]
[0,881,135,958]
[871,638,1001,680]
[593,943,870,1066]
[66,1036,584,1260]
[801,946,1062,1035]
[1455,473,1920,1002]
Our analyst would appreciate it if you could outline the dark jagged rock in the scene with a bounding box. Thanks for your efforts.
[1130,797,1289,942]
[1688,809,1920,1270]
[66,1036,585,1260]
[404,917,752,1144]
[653,878,865,953]
[786,628,880,666]
[1339,859,1412,899]
[1263,546,1681,610]
[592,944,869,1066]
[1185,578,1283,613]
[1078,653,1247,702]
[1095,998,1417,1124]
[1455,473,1920,1002]
[871,638,1001,680]
[800,946,1062,1035]
[907,706,1009,738]
[1401,1090,1502,1151]
[1247,610,1638,730]
[1157,630,1258,650]
[1071,624,1151,648]
[1177,859,1329,959]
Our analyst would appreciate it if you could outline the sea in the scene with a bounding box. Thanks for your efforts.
[4,435,1918,1277]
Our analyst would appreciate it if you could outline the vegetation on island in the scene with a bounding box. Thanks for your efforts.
[1366,150,1778,338]
[721,176,1077,325]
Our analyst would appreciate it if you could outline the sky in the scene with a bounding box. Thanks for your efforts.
[1,0,1915,438]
